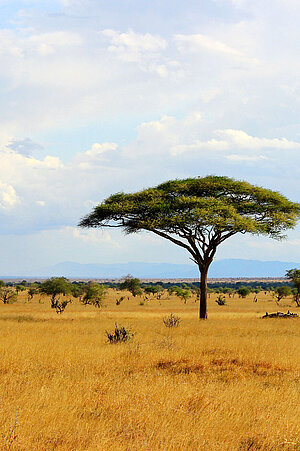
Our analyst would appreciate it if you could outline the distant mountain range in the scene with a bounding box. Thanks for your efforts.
[23,259,300,279]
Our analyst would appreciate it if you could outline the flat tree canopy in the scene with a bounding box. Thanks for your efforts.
[79,176,300,318]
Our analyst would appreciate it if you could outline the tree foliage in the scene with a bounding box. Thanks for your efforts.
[171,287,191,303]
[79,176,300,318]
[81,282,107,308]
[39,277,72,313]
[275,286,292,302]
[144,284,162,296]
[286,269,300,306]
[120,275,142,297]
[27,284,39,301]
[16,284,26,292]
[237,287,251,298]
[0,288,17,304]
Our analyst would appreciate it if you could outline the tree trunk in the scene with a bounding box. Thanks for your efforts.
[295,289,300,307]
[199,266,208,319]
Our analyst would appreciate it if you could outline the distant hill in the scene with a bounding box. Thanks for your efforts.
[29,259,300,279]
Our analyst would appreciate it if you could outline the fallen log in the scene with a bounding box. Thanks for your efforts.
[262,311,299,319]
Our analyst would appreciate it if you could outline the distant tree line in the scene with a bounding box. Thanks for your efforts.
[0,268,299,312]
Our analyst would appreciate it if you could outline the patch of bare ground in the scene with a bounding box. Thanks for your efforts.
[155,355,288,378]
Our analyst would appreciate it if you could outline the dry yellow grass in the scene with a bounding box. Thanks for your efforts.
[0,290,299,450]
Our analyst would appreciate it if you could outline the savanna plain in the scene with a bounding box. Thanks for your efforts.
[0,288,299,450]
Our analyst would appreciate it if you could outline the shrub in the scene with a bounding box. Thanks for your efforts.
[116,296,125,305]
[215,295,226,305]
[163,313,181,328]
[106,323,134,344]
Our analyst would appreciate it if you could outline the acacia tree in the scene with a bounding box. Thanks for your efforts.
[79,176,300,319]
[120,275,142,297]
[39,277,72,314]
[0,287,17,304]
[274,286,292,303]
[81,282,107,308]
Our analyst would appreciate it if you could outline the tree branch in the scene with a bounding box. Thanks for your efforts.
[151,229,198,261]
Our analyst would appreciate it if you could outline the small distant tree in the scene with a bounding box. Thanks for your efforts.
[0,280,5,289]
[191,286,201,302]
[0,288,17,304]
[27,284,39,301]
[167,285,180,296]
[15,284,26,294]
[275,286,292,303]
[286,269,300,306]
[39,277,72,313]
[81,282,107,308]
[174,287,192,304]
[144,284,164,298]
[120,275,142,297]
[237,287,251,298]
[71,283,86,301]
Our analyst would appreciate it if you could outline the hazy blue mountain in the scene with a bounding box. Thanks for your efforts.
[31,259,300,278]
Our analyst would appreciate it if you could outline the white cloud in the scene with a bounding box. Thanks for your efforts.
[0,30,23,57]
[175,33,244,57]
[71,227,122,248]
[73,142,119,170]
[26,155,64,169]
[85,142,117,157]
[128,115,300,157]
[171,139,228,155]
[0,2,299,271]
[28,31,82,56]
[226,154,268,161]
[0,30,82,59]
[0,182,19,209]
[217,129,300,150]
[102,28,167,62]
[174,33,258,66]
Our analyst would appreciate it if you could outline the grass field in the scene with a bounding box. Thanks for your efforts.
[0,290,299,450]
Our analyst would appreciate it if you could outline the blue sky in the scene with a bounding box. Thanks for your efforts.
[0,0,300,274]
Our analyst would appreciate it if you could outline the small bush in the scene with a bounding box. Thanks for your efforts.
[106,323,134,344]
[163,313,181,328]
[215,295,226,305]
[116,296,125,305]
